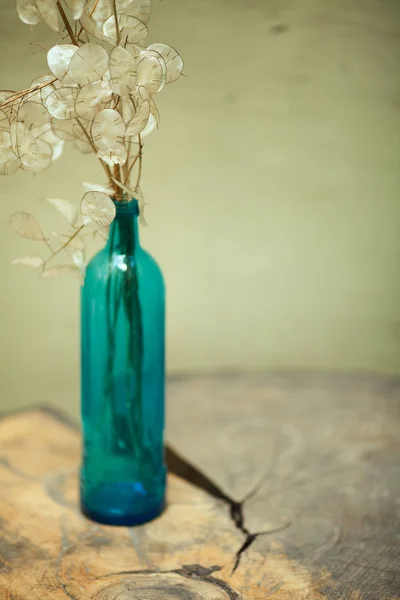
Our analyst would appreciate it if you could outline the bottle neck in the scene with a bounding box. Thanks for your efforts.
[106,199,140,255]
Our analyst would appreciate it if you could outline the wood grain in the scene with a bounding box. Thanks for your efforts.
[0,372,399,599]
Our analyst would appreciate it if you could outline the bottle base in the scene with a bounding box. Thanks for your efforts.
[80,480,165,526]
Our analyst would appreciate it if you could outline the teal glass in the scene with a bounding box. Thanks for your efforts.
[80,199,166,526]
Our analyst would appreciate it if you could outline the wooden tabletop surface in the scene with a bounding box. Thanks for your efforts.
[0,372,399,599]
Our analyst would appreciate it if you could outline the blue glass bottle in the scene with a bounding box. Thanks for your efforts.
[80,199,166,525]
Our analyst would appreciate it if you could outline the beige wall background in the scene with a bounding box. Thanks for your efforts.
[0,0,399,415]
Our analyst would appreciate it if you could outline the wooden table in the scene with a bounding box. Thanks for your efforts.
[0,373,399,599]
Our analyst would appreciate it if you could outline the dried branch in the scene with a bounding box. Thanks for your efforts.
[124,149,141,186]
[113,164,123,199]
[44,238,55,254]
[135,135,143,191]
[123,141,130,183]
[56,0,79,46]
[0,80,57,110]
[29,42,49,53]
[89,0,100,17]
[75,118,114,184]
[111,0,121,45]
[44,225,84,266]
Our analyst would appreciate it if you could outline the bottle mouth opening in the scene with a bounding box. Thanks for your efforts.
[112,198,139,217]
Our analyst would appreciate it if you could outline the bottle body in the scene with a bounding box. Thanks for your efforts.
[80,200,165,525]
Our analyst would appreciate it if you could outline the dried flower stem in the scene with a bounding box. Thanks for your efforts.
[75,118,114,184]
[123,144,130,182]
[0,80,57,110]
[44,238,55,254]
[89,0,100,18]
[29,42,48,53]
[111,0,121,44]
[135,135,143,191]
[113,164,122,198]
[44,224,84,266]
[124,149,140,186]
[56,0,79,46]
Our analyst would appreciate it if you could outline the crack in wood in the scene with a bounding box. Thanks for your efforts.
[174,565,240,600]
[95,564,223,581]
[166,433,297,574]
[168,451,294,574]
[231,520,293,574]
[165,446,285,574]
[232,533,257,573]
[230,501,249,536]
[95,564,240,600]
